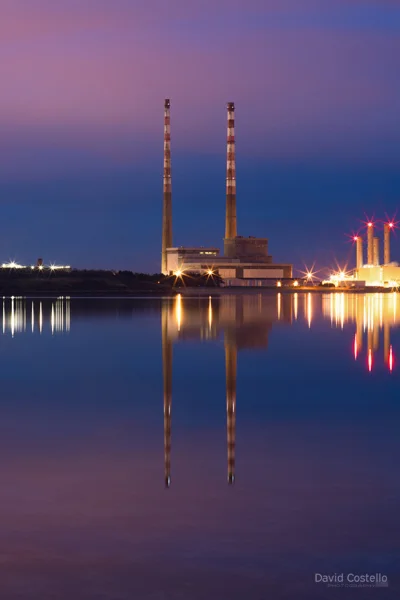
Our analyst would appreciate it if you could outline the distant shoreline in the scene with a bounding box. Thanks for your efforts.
[178,286,398,295]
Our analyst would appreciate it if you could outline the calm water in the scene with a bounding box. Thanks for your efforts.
[1,293,399,599]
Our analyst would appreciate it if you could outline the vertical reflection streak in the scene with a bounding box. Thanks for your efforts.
[225,337,236,485]
[162,303,172,488]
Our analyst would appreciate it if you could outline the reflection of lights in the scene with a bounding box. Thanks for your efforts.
[208,296,212,330]
[0,299,71,335]
[175,294,182,331]
[294,293,298,320]
[307,293,312,329]
[277,293,281,320]
[11,297,15,337]
[354,333,358,360]
[389,345,394,372]
[368,348,373,372]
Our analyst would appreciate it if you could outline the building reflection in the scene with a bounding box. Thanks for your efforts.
[161,293,290,486]
[322,292,399,372]
[2,298,70,336]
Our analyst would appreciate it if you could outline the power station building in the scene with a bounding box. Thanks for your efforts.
[353,222,400,287]
[161,100,292,283]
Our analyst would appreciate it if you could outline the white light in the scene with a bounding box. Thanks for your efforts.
[1,261,26,269]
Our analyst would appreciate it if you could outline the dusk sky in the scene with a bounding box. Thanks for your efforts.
[1,0,400,273]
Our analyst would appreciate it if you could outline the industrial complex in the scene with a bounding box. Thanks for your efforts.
[327,220,400,288]
[161,99,293,285]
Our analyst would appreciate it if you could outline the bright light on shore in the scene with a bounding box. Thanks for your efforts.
[1,261,26,269]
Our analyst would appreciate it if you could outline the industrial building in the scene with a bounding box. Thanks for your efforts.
[327,221,400,288]
[353,222,400,286]
[161,100,292,283]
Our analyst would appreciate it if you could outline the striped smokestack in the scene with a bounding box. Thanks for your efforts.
[225,102,237,241]
[161,99,172,275]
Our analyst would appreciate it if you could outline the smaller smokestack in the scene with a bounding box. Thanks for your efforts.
[367,222,374,265]
[373,237,379,266]
[356,237,363,270]
[384,223,391,264]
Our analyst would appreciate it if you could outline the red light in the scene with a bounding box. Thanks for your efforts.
[353,236,358,241]
[368,349,373,372]
[368,222,373,228]
[389,222,394,229]
[389,346,394,372]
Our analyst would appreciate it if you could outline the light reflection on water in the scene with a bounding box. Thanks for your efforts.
[0,293,399,599]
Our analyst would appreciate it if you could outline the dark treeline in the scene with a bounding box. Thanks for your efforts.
[0,268,222,294]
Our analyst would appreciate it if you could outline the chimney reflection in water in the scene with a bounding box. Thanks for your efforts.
[225,335,236,485]
[162,302,172,489]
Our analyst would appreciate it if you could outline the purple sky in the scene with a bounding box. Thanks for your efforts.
[1,0,400,272]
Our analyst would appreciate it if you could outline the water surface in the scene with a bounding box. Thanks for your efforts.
[1,293,399,599]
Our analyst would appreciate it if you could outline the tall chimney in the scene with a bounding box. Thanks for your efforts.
[225,337,236,485]
[356,237,363,270]
[373,237,379,266]
[224,102,237,244]
[161,99,172,275]
[384,222,391,264]
[367,222,374,265]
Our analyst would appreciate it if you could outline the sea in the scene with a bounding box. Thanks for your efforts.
[0,292,398,599]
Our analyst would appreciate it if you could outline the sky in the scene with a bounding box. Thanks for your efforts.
[1,0,400,273]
